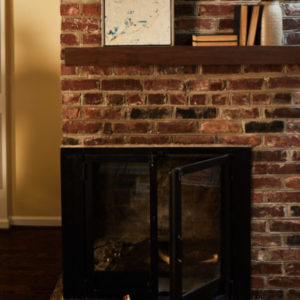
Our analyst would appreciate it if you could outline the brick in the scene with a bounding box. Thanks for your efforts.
[266,108,300,118]
[187,80,225,91]
[286,65,300,73]
[219,136,261,147]
[157,66,197,75]
[251,276,265,288]
[227,78,264,90]
[61,64,77,76]
[82,4,101,16]
[252,206,284,218]
[84,93,103,105]
[222,108,259,119]
[291,206,300,217]
[84,136,124,146]
[252,248,269,261]
[81,66,111,76]
[126,94,144,105]
[287,121,300,133]
[252,177,282,189]
[176,108,217,119]
[62,121,101,134]
[253,150,286,162]
[175,19,214,31]
[252,192,264,203]
[252,263,282,275]
[148,94,165,105]
[83,34,101,45]
[200,121,241,134]
[244,65,283,73]
[61,80,98,91]
[219,19,234,30]
[106,94,124,106]
[170,94,186,105]
[60,33,79,45]
[252,234,282,247]
[113,122,151,134]
[245,121,284,133]
[252,220,267,232]
[114,65,153,75]
[157,121,196,134]
[283,19,300,31]
[82,107,122,120]
[62,137,79,145]
[269,248,300,261]
[296,92,300,104]
[287,290,300,299]
[60,4,79,16]
[267,192,300,203]
[128,136,170,145]
[61,17,99,31]
[202,65,240,74]
[62,107,80,119]
[286,177,300,188]
[287,33,300,45]
[253,164,267,175]
[268,276,300,288]
[252,93,271,105]
[130,108,170,119]
[173,136,215,144]
[273,93,292,104]
[268,163,300,174]
[231,94,249,105]
[284,4,300,16]
[292,150,300,161]
[190,94,206,105]
[144,80,184,91]
[62,93,80,105]
[271,220,300,232]
[175,4,194,16]
[251,290,283,300]
[287,235,300,246]
[212,94,228,105]
[198,5,234,16]
[269,77,300,89]
[265,136,300,147]
[102,79,142,91]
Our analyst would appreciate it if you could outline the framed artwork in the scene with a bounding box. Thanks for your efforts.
[104,0,174,46]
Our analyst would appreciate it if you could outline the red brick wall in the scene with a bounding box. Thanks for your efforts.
[60,1,300,298]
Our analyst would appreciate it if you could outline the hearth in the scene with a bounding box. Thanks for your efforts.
[61,147,251,300]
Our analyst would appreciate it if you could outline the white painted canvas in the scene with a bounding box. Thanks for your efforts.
[104,0,172,46]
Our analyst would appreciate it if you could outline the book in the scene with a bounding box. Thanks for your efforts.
[193,34,238,42]
[247,6,260,46]
[240,5,248,46]
[192,41,238,46]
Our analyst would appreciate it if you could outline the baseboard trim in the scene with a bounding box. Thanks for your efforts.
[10,216,62,227]
[0,218,10,229]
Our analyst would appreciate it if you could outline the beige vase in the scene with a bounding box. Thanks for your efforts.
[261,1,283,45]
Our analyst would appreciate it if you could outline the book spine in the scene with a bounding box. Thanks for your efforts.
[240,5,248,46]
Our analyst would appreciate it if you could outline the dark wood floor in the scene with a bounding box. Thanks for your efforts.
[0,227,62,300]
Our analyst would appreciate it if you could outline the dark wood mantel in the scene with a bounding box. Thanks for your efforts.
[65,46,300,66]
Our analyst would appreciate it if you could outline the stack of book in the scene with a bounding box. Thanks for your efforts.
[192,4,263,47]
[192,34,238,47]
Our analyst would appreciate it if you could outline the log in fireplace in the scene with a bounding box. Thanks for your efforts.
[61,147,251,300]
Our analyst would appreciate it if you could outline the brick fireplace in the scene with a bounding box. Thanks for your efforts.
[60,0,300,299]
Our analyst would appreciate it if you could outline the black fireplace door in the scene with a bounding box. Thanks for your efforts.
[169,154,231,300]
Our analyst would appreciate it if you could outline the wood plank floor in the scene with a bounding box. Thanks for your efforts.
[0,227,62,300]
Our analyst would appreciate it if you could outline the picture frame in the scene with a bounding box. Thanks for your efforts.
[103,0,174,46]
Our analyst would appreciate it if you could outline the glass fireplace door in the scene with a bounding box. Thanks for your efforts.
[84,155,158,299]
[170,155,231,300]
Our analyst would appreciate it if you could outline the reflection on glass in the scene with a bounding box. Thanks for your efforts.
[93,162,150,273]
[181,166,221,292]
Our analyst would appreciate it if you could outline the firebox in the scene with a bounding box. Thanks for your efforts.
[61,147,251,300]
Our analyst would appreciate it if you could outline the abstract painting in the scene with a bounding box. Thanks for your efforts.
[104,0,173,46]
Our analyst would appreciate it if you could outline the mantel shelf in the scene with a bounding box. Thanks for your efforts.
[65,46,300,66]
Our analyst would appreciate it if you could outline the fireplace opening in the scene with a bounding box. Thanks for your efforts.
[61,147,251,300]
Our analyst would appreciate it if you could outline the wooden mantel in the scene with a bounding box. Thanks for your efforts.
[64,46,300,66]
